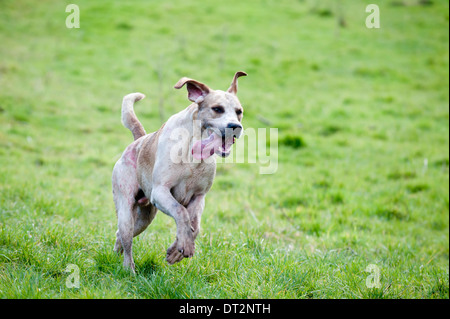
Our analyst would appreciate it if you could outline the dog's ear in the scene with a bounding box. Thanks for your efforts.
[174,77,211,103]
[227,71,247,95]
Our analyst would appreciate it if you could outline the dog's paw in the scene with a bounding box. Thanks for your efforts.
[177,235,195,258]
[166,247,184,265]
[166,238,195,264]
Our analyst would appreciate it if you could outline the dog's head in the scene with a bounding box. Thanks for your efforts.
[174,71,247,160]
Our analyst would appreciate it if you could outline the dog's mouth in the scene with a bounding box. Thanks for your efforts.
[192,128,237,160]
[217,134,236,158]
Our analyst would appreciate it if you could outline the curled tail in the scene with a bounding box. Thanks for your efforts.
[121,93,146,141]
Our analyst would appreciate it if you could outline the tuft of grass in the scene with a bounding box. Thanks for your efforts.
[279,134,307,149]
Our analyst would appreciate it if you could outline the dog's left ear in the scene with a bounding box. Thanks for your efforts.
[227,71,247,95]
[174,77,211,103]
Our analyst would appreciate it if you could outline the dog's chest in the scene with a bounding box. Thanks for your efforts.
[171,162,216,206]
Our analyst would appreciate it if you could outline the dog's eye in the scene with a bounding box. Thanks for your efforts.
[236,109,242,116]
[212,106,225,114]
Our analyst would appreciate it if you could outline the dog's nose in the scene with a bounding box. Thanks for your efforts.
[227,123,242,130]
[226,123,243,138]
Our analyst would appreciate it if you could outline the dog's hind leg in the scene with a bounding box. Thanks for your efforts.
[114,202,156,273]
[113,188,157,273]
[116,201,137,273]
[112,154,140,273]
[133,204,157,237]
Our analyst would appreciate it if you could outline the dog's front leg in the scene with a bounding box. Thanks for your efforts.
[163,194,205,264]
[187,194,205,240]
[151,186,195,264]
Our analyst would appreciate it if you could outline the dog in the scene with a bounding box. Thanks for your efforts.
[112,71,247,272]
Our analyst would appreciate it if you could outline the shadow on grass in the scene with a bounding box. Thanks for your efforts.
[93,246,161,278]
[135,256,159,277]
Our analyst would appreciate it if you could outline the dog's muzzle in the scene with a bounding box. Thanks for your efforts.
[192,124,242,160]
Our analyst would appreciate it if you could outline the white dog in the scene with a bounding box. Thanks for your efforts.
[112,72,247,272]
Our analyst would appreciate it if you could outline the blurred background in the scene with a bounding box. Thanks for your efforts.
[0,0,448,298]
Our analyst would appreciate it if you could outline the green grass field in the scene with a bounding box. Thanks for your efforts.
[0,0,448,299]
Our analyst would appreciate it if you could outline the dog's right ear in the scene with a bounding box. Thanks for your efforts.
[174,77,211,104]
[227,71,247,95]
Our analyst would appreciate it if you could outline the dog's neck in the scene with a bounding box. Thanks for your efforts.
[170,103,215,164]
[184,102,200,139]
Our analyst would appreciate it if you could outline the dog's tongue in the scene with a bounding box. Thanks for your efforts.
[192,133,222,160]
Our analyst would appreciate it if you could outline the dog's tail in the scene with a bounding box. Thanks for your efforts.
[121,93,146,141]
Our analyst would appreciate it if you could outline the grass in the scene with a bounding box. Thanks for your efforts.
[0,0,448,298]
